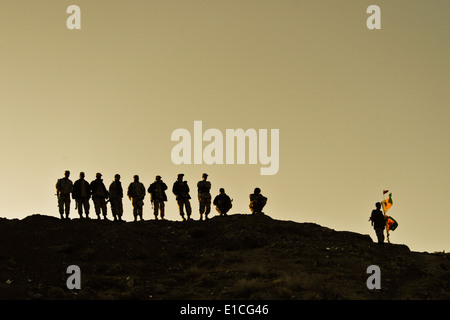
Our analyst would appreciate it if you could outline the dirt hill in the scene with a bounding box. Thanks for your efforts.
[0,213,449,300]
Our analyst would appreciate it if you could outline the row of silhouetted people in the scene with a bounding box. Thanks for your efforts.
[56,170,267,221]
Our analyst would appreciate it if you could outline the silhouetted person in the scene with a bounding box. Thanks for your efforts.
[72,172,91,218]
[90,173,109,220]
[172,173,192,221]
[249,187,267,215]
[128,175,146,221]
[213,188,232,216]
[148,175,168,220]
[370,202,386,244]
[197,173,211,220]
[109,174,124,222]
[56,170,73,219]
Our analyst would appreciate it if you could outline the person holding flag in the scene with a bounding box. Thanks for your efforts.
[369,202,387,244]
[369,190,397,244]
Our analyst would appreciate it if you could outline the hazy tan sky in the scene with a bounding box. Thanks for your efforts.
[1,0,449,252]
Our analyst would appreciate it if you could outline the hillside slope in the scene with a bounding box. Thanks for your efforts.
[0,214,449,299]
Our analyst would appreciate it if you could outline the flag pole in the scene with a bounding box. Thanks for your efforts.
[382,190,390,243]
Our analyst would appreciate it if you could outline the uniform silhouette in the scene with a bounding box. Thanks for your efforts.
[148,175,168,220]
[90,173,109,220]
[56,170,73,219]
[72,172,91,218]
[213,188,232,216]
[249,187,267,215]
[172,173,192,221]
[370,202,386,244]
[109,174,124,222]
[128,175,146,221]
[197,173,212,220]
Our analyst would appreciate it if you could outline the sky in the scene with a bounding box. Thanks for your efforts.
[0,0,449,253]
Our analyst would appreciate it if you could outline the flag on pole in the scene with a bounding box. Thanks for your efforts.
[386,216,398,231]
[382,193,393,212]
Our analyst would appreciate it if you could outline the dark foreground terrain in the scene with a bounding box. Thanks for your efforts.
[0,214,449,300]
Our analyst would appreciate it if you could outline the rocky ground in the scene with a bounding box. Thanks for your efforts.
[0,213,449,300]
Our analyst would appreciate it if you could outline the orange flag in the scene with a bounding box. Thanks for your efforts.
[382,193,393,212]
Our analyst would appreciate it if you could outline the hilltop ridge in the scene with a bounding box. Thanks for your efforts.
[0,213,449,299]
